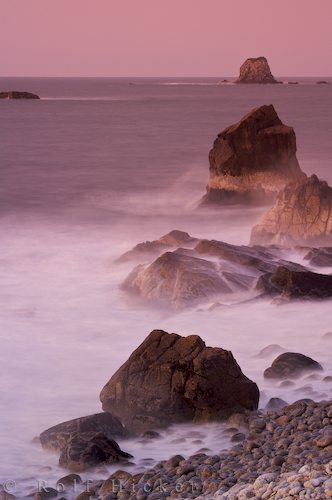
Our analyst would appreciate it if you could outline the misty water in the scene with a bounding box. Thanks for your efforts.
[1,77,332,496]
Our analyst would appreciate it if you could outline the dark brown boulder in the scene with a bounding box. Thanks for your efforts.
[264,352,323,380]
[256,265,332,299]
[58,432,132,472]
[251,175,332,245]
[236,57,279,84]
[100,330,259,434]
[40,413,126,452]
[0,91,40,99]
[201,105,304,205]
[116,230,198,264]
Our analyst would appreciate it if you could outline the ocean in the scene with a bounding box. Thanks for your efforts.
[1,76,332,496]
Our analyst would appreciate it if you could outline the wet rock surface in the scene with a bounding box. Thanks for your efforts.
[58,431,132,472]
[47,399,332,498]
[121,250,237,309]
[256,265,332,299]
[100,329,259,434]
[251,174,332,245]
[264,352,323,380]
[201,104,304,205]
[40,413,127,452]
[119,231,332,309]
[116,230,198,264]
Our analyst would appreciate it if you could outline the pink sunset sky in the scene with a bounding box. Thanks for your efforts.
[2,0,332,77]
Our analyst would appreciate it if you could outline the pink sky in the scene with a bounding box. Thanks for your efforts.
[2,0,332,77]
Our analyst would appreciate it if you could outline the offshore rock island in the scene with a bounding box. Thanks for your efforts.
[236,56,280,84]
[0,91,40,99]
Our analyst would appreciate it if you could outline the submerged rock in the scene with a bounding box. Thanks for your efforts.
[201,105,304,205]
[251,175,332,245]
[100,329,259,434]
[236,57,279,84]
[264,352,323,379]
[58,432,132,472]
[254,344,287,359]
[0,91,40,99]
[40,412,126,452]
[257,265,332,299]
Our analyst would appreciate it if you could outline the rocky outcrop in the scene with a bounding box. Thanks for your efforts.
[251,175,332,245]
[40,413,126,451]
[58,432,132,472]
[304,247,332,267]
[201,105,304,205]
[236,57,279,84]
[58,400,332,499]
[120,232,332,309]
[0,91,40,99]
[116,230,198,264]
[264,352,323,379]
[100,330,260,434]
[121,249,242,308]
[256,266,332,299]
[40,414,131,472]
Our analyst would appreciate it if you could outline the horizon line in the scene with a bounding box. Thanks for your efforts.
[1,75,332,79]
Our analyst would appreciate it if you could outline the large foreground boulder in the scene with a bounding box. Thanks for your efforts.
[40,413,126,451]
[264,352,323,379]
[251,175,332,245]
[100,330,260,434]
[201,105,304,205]
[236,57,279,84]
[0,91,40,99]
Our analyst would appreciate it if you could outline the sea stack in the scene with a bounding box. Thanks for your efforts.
[236,57,279,84]
[201,105,305,205]
[251,174,332,245]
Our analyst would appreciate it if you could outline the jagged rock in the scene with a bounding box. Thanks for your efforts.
[40,413,126,452]
[120,233,313,309]
[236,57,279,84]
[264,352,323,379]
[195,239,304,274]
[304,247,332,267]
[201,105,304,205]
[251,175,332,245]
[116,230,198,263]
[0,91,40,99]
[256,265,332,299]
[121,249,238,309]
[100,330,259,434]
[58,432,132,472]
